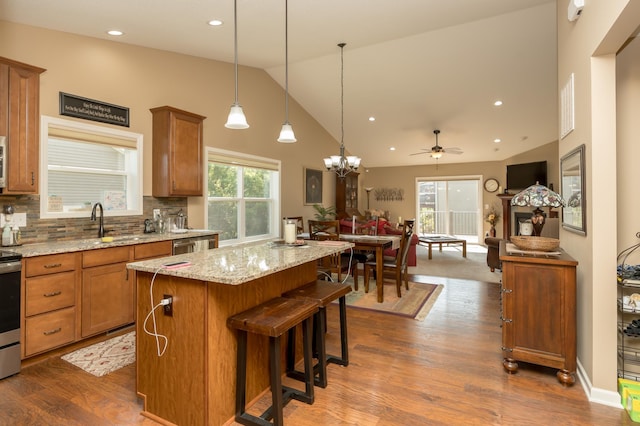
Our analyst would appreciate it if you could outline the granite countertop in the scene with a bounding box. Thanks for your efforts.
[127,240,354,285]
[8,230,219,258]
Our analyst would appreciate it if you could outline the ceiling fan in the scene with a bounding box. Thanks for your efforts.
[411,129,463,159]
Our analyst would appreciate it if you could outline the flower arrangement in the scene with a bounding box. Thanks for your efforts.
[485,205,500,226]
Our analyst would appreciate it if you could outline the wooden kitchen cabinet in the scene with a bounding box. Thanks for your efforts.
[81,246,132,337]
[22,252,80,357]
[0,57,46,194]
[499,240,578,385]
[150,106,206,197]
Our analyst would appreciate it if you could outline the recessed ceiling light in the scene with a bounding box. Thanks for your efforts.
[368,116,375,122]
[208,19,223,26]
[107,30,124,36]
[494,100,503,106]
[389,147,396,151]
[494,138,501,143]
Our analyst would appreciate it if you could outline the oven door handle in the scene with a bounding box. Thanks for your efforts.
[0,260,21,274]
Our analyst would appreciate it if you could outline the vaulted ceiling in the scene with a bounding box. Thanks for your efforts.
[1,0,558,167]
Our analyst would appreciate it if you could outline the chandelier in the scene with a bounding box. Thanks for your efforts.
[323,42,361,178]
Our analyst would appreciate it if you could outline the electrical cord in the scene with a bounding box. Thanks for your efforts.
[142,267,169,357]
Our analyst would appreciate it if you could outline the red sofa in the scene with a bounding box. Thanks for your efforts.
[339,219,418,267]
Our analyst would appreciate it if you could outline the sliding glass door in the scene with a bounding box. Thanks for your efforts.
[416,177,481,242]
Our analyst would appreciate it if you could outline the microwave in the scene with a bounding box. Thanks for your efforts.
[0,136,5,188]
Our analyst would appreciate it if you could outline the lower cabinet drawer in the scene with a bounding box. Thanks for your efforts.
[25,307,75,356]
[25,271,76,316]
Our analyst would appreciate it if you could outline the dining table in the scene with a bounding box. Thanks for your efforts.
[338,234,400,303]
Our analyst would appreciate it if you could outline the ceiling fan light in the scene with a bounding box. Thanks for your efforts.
[225,104,249,129]
[277,123,297,143]
[431,151,443,159]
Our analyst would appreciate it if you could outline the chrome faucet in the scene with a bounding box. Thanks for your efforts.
[90,202,105,238]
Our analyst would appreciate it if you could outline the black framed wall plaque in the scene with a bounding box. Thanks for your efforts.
[59,92,130,127]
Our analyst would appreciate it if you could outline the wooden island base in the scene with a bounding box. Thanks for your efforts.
[135,262,317,426]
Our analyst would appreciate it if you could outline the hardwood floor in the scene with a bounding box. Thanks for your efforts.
[1,274,633,425]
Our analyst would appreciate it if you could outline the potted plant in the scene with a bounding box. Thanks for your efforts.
[312,204,336,221]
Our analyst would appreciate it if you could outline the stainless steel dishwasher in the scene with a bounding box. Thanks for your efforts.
[172,234,218,255]
[0,250,23,380]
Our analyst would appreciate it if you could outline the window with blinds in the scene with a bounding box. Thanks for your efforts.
[40,116,143,218]
[206,148,281,245]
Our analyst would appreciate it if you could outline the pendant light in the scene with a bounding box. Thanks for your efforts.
[277,0,296,143]
[323,42,361,178]
[225,0,249,129]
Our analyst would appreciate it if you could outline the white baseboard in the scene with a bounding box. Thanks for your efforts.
[577,357,623,408]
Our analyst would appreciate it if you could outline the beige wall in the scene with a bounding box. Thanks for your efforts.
[0,20,342,228]
[363,141,557,239]
[557,0,640,401]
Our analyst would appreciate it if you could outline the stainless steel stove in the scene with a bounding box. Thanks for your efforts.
[0,249,22,380]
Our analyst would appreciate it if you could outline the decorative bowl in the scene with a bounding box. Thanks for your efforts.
[510,236,560,252]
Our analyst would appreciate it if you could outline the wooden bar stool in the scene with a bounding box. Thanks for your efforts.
[228,297,318,426]
[283,280,351,388]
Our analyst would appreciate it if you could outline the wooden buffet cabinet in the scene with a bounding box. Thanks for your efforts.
[499,240,578,385]
[336,172,358,219]
[150,106,206,197]
[0,57,46,195]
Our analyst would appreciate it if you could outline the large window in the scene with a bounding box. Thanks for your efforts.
[40,116,142,218]
[416,176,481,242]
[206,149,280,245]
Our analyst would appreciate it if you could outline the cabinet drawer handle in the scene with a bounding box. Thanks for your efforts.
[43,327,62,336]
[501,346,513,353]
[44,263,62,269]
[43,290,62,297]
[502,288,512,293]
[502,318,512,323]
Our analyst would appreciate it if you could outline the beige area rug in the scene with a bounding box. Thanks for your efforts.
[339,278,443,321]
[61,331,135,377]
[410,243,501,283]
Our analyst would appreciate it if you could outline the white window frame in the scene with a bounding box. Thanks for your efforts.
[40,115,143,219]
[205,147,281,246]
[415,174,482,242]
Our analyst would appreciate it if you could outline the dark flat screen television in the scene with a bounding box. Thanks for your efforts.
[506,161,547,191]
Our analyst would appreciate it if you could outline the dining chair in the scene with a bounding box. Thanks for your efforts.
[363,219,415,297]
[283,216,304,235]
[308,220,358,289]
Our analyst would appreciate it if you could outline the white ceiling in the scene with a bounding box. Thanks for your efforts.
[0,0,558,168]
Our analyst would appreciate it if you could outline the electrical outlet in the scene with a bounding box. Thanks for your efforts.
[163,294,173,316]
[0,213,26,227]
[153,209,161,221]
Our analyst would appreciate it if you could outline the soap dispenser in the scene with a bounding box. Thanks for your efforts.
[2,224,11,246]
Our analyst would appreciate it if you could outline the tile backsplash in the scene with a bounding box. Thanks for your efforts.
[0,195,187,244]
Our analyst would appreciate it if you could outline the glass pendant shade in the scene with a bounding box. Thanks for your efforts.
[225,0,249,130]
[431,152,443,159]
[225,104,249,129]
[277,123,297,143]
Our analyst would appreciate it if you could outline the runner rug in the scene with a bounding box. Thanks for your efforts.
[61,331,135,377]
[342,279,442,321]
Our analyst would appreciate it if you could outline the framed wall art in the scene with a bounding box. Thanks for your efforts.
[560,144,586,235]
[304,167,323,205]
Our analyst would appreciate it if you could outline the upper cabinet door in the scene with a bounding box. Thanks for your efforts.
[151,106,206,197]
[0,57,46,195]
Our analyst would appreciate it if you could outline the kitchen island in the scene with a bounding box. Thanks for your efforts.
[127,240,353,426]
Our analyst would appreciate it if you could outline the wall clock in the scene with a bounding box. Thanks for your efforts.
[484,178,500,193]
